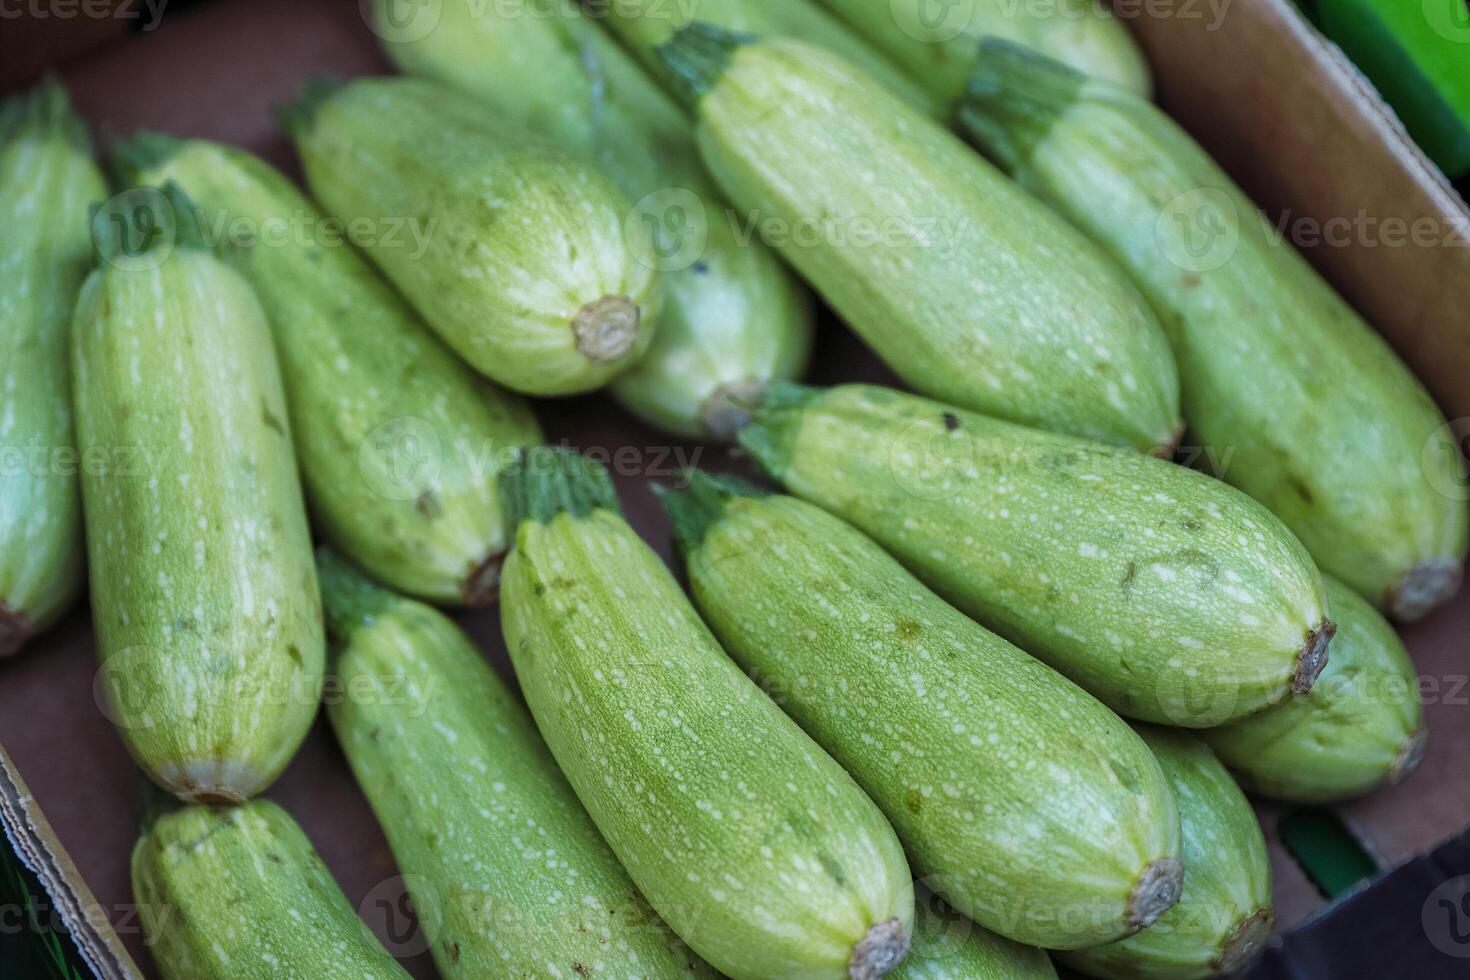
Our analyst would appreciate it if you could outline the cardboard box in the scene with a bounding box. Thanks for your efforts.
[1,0,1467,975]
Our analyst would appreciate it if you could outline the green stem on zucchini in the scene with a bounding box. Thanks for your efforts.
[500,446,621,532]
[655,22,754,107]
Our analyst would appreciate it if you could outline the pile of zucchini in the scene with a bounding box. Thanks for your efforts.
[1,0,1463,977]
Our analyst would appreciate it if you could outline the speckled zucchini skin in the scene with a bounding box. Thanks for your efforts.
[72,188,323,802]
[0,80,105,656]
[499,449,914,980]
[371,0,811,440]
[895,888,1057,979]
[287,76,661,397]
[118,136,542,605]
[319,550,715,978]
[1203,577,1426,803]
[664,476,1182,949]
[595,0,938,115]
[958,43,1468,620]
[1059,727,1273,980]
[813,0,1150,102]
[742,384,1332,725]
[132,800,409,979]
[658,30,1181,452]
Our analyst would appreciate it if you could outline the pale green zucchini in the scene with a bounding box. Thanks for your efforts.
[319,549,715,978]
[115,135,542,605]
[1059,727,1273,980]
[592,0,939,115]
[132,799,409,979]
[958,42,1468,620]
[1203,576,1426,803]
[73,183,323,802]
[499,448,914,979]
[0,80,104,657]
[658,28,1182,452]
[814,0,1149,102]
[369,0,811,439]
[895,888,1057,979]
[662,474,1182,948]
[285,76,661,397]
[741,384,1333,725]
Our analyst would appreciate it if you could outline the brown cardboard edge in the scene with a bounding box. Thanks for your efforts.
[0,744,143,980]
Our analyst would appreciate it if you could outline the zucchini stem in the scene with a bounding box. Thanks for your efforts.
[849,917,909,980]
[1390,557,1462,621]
[1126,857,1184,932]
[572,294,642,363]
[655,469,767,556]
[700,378,767,441]
[0,75,90,152]
[956,39,1087,173]
[500,447,620,534]
[655,22,754,108]
[1214,907,1273,974]
[1292,619,1335,695]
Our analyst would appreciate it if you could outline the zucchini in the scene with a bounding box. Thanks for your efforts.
[590,0,939,116]
[73,183,323,802]
[114,135,542,606]
[813,0,1150,102]
[661,473,1182,949]
[369,0,811,440]
[284,75,662,397]
[896,887,1057,979]
[741,384,1333,725]
[957,41,1468,620]
[132,799,409,979]
[319,549,715,977]
[499,448,914,979]
[1203,576,1426,803]
[1058,727,1273,980]
[0,80,104,657]
[658,27,1182,453]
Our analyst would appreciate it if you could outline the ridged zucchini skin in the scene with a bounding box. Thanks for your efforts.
[592,0,939,115]
[73,185,323,802]
[286,76,661,397]
[319,550,716,978]
[1059,727,1273,980]
[895,889,1057,979]
[0,80,105,657]
[499,448,915,980]
[132,800,409,979]
[116,136,542,606]
[958,43,1468,621]
[813,0,1150,101]
[1203,577,1426,804]
[663,475,1182,949]
[371,0,811,440]
[741,384,1333,725]
[659,29,1181,453]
